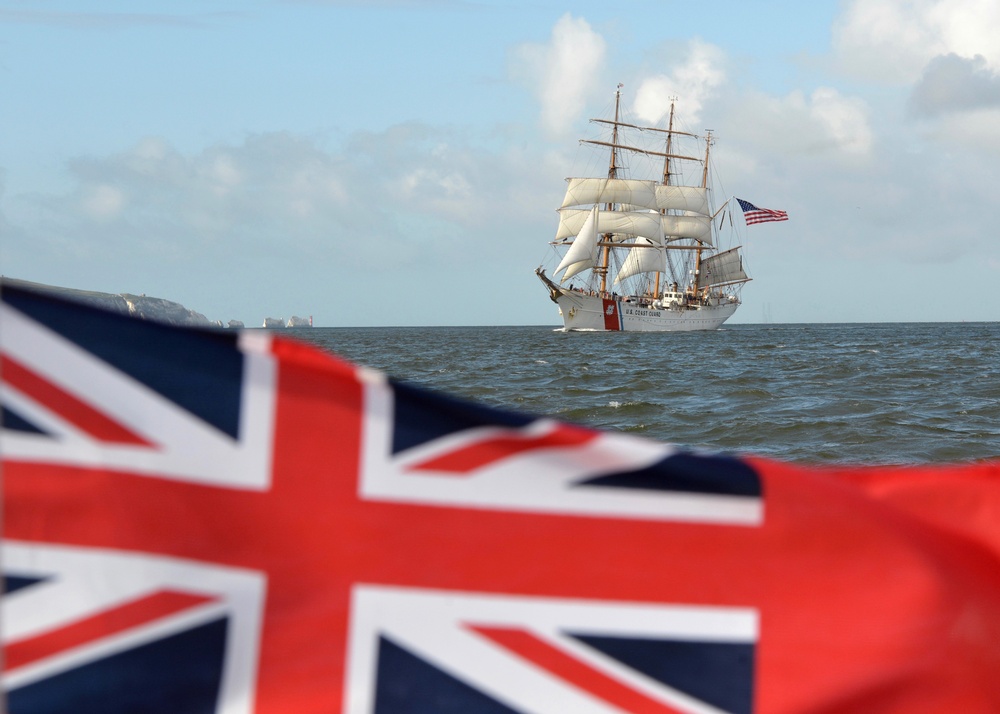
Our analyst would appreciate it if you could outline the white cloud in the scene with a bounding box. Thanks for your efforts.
[809,88,872,156]
[511,13,606,136]
[910,53,1000,115]
[11,133,360,268]
[633,40,725,126]
[915,107,1000,152]
[80,184,125,220]
[132,137,170,163]
[207,154,243,196]
[5,122,562,284]
[834,0,1000,83]
[724,87,872,160]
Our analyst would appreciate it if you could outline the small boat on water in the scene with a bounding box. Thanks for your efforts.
[536,86,753,332]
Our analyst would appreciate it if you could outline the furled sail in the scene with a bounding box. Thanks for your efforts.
[700,247,748,287]
[555,205,600,281]
[615,237,666,284]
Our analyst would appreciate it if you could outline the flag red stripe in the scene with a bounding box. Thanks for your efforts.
[4,590,215,670]
[743,210,787,226]
[470,625,688,714]
[1,355,152,445]
[410,423,597,474]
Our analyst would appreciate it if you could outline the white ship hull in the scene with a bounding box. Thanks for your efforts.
[553,290,738,331]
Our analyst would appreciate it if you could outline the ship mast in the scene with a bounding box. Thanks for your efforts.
[691,130,713,297]
[655,99,678,298]
[661,100,676,185]
[597,85,623,295]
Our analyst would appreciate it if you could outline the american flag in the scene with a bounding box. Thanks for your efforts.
[736,198,788,225]
[4,281,1000,713]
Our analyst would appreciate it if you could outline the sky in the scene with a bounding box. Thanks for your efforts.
[2,0,999,327]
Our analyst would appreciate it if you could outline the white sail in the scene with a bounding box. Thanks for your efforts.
[615,237,666,284]
[557,210,711,245]
[555,205,600,281]
[654,185,710,216]
[700,247,748,287]
[556,209,664,243]
[560,178,658,210]
[560,257,591,281]
[561,178,711,216]
[662,214,713,246]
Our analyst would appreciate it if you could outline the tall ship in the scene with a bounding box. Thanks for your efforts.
[536,87,750,332]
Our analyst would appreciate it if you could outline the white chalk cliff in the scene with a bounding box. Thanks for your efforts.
[5,278,217,327]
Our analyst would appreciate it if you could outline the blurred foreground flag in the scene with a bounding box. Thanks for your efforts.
[4,282,1000,714]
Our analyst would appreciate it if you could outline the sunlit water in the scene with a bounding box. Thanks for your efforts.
[289,322,1000,466]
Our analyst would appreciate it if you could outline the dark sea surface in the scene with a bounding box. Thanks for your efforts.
[290,322,1000,467]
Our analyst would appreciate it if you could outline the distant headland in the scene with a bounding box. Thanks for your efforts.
[2,278,311,329]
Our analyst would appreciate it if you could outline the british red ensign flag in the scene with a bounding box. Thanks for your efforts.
[3,281,1000,713]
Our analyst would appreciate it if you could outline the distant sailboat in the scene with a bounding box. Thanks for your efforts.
[536,86,754,332]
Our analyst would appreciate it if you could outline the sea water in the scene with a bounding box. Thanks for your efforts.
[291,322,1000,466]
